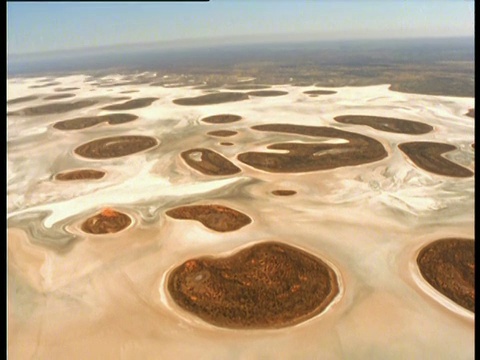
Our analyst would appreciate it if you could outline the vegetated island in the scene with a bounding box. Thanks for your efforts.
[167,241,339,329]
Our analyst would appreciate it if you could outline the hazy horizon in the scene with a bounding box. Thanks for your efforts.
[7,36,475,79]
[8,32,475,59]
[7,1,475,56]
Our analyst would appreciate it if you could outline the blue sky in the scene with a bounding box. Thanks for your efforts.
[7,1,475,55]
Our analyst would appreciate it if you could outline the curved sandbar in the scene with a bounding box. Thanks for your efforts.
[81,208,132,234]
[101,97,158,110]
[7,95,39,105]
[167,241,339,329]
[207,130,238,137]
[173,92,248,106]
[417,238,474,313]
[303,90,337,95]
[398,142,473,177]
[246,90,288,97]
[74,135,158,159]
[334,115,433,135]
[201,114,242,124]
[55,169,105,181]
[54,113,138,130]
[8,100,98,116]
[181,148,241,176]
[166,204,252,232]
[237,124,388,173]
[272,190,297,196]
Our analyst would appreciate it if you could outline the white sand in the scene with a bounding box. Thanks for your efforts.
[7,73,474,359]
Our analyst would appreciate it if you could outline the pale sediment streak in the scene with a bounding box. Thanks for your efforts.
[8,175,245,228]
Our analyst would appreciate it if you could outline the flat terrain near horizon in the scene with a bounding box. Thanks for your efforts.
[7,38,475,359]
[8,37,475,97]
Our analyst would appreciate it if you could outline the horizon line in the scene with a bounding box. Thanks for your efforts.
[8,33,474,59]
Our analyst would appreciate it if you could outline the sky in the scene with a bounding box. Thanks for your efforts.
[7,0,475,55]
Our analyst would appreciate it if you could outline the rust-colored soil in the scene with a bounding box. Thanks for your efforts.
[417,238,474,313]
[181,148,241,176]
[398,142,473,177]
[8,100,98,116]
[101,97,158,110]
[173,92,249,106]
[303,90,337,95]
[207,130,238,137]
[74,135,158,159]
[237,124,388,173]
[201,114,242,124]
[7,95,39,105]
[334,115,433,134]
[81,208,132,234]
[44,93,76,100]
[167,241,339,329]
[166,204,252,232]
[272,190,297,196]
[54,113,138,130]
[465,108,474,118]
[246,90,288,97]
[55,169,105,181]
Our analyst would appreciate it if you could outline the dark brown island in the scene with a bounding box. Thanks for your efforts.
[417,238,474,313]
[398,142,473,177]
[81,208,132,234]
[168,241,339,329]
[237,124,388,173]
[207,130,238,137]
[334,115,433,135]
[8,100,98,116]
[166,204,252,232]
[74,135,158,159]
[55,169,106,181]
[173,92,248,106]
[101,97,158,110]
[54,113,138,130]
[181,148,241,176]
[201,114,243,124]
